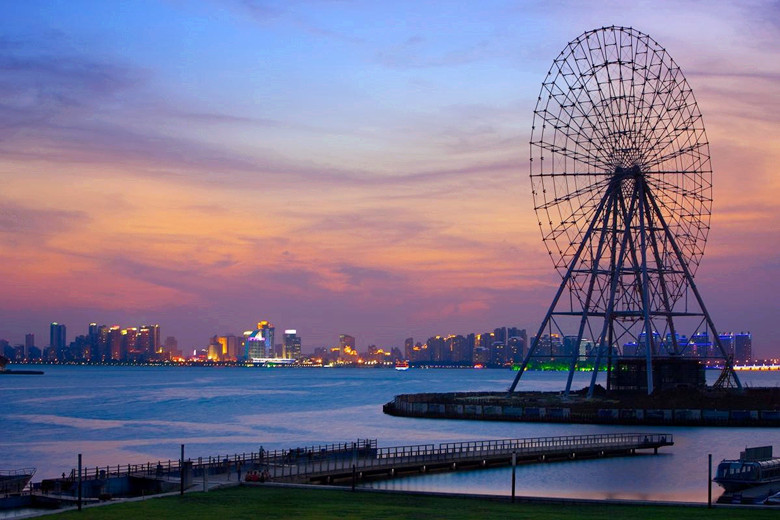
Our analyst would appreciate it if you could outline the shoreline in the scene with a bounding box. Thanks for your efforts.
[5,361,780,371]
[21,482,778,519]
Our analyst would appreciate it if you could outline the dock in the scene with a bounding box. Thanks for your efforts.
[267,433,673,483]
[34,433,672,506]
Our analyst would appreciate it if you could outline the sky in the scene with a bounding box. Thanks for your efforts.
[0,1,778,357]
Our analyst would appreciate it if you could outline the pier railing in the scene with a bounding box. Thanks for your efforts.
[52,438,378,484]
[270,432,673,481]
[50,433,671,491]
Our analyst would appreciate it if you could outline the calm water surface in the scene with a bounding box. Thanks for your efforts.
[1,366,778,502]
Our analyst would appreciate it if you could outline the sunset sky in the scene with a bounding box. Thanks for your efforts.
[1,1,778,358]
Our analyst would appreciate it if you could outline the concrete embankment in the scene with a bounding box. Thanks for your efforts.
[383,389,780,426]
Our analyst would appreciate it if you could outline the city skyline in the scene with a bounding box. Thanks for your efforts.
[1,2,778,358]
[2,318,760,367]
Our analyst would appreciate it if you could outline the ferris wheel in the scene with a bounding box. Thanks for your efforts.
[509,26,739,395]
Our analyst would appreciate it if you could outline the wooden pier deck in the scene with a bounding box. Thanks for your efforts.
[266,433,674,484]
[45,433,673,501]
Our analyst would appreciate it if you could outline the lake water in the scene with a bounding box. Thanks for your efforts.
[1,366,778,502]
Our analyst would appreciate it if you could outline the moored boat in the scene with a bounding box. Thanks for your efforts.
[714,446,780,492]
[0,468,35,495]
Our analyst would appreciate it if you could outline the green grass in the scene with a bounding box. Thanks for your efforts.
[53,485,774,519]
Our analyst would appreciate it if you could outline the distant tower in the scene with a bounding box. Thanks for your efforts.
[283,330,302,359]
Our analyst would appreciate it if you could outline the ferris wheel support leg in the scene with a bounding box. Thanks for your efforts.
[588,182,640,398]
[565,189,617,396]
[638,180,656,395]
[642,187,681,355]
[508,184,616,395]
[645,187,742,390]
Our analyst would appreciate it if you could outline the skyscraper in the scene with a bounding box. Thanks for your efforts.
[108,326,123,360]
[50,322,66,360]
[734,332,752,363]
[245,321,275,360]
[24,333,34,358]
[164,336,180,359]
[404,337,414,360]
[283,330,302,359]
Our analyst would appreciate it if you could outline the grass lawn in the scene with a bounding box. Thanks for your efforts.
[52,485,775,519]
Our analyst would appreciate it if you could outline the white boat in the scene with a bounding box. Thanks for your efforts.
[395,361,410,371]
[249,358,296,365]
[714,446,780,492]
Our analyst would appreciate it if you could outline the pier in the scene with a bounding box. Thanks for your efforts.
[34,433,672,505]
[268,433,673,484]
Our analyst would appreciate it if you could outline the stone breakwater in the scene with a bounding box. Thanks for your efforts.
[383,389,780,427]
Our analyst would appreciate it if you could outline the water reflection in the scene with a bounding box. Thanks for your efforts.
[1,366,777,503]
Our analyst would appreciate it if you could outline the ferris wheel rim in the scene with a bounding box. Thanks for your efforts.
[529,25,712,283]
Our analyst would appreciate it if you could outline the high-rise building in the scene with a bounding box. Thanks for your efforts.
[24,333,34,358]
[164,336,180,359]
[734,332,752,363]
[404,337,414,360]
[426,336,446,362]
[245,321,275,360]
[50,322,66,360]
[226,335,241,360]
[137,327,152,359]
[507,335,525,364]
[339,334,355,350]
[446,335,471,363]
[108,326,123,360]
[149,324,161,354]
[124,327,140,361]
[283,330,302,359]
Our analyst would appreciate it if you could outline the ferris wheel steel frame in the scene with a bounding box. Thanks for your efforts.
[508,26,740,396]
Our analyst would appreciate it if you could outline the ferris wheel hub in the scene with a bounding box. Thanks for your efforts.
[614,165,642,179]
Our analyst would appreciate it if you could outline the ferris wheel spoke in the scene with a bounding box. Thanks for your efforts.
[541,62,616,161]
[531,138,612,170]
[534,176,611,211]
[643,127,707,169]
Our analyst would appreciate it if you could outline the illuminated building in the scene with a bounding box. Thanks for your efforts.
[124,327,142,361]
[734,332,752,363]
[507,335,526,364]
[50,322,66,360]
[283,330,302,359]
[139,324,160,358]
[137,327,152,358]
[404,337,414,359]
[207,340,221,361]
[108,326,123,360]
[245,321,275,360]
[409,341,430,362]
[339,334,355,351]
[426,336,446,362]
